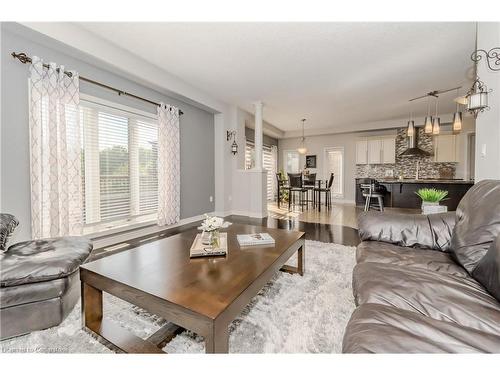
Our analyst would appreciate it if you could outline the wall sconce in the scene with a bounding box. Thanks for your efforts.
[226,130,238,155]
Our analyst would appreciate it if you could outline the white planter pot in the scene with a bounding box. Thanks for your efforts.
[421,201,447,215]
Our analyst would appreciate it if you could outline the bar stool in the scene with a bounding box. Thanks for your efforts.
[359,178,385,212]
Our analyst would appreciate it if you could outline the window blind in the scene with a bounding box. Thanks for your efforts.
[80,100,158,232]
[245,140,277,201]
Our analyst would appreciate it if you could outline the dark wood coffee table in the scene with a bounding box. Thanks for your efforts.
[80,224,305,353]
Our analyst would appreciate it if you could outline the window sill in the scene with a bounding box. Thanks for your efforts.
[84,214,157,240]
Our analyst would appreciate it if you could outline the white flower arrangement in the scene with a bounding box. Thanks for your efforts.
[198,214,231,232]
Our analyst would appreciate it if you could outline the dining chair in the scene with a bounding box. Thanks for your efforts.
[314,173,334,209]
[287,173,308,211]
[303,173,317,206]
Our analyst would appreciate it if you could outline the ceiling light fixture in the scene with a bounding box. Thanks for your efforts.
[424,96,433,134]
[406,103,415,137]
[452,88,463,133]
[432,97,441,135]
[467,23,493,118]
[297,118,307,155]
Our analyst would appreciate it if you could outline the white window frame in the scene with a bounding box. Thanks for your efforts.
[323,146,345,199]
[283,149,300,174]
[80,94,159,235]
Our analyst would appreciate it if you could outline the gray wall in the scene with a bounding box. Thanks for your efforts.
[1,23,215,242]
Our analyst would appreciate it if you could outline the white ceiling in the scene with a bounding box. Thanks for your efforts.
[76,22,476,133]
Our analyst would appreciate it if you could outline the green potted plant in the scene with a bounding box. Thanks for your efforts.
[278,170,289,203]
[415,188,448,214]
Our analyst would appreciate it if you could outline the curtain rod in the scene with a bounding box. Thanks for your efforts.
[11,52,184,115]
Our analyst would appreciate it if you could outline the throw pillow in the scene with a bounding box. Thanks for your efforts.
[472,234,500,302]
[450,180,500,273]
[0,213,19,251]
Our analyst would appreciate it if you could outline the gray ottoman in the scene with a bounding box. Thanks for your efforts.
[1,236,92,340]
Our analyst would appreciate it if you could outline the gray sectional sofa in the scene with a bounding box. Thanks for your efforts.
[343,179,500,353]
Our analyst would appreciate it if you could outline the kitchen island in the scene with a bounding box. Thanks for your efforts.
[355,178,474,210]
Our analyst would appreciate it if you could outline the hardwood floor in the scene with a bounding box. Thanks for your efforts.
[268,201,419,229]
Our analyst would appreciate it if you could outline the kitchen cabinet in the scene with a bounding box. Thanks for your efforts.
[356,140,368,164]
[381,137,396,163]
[434,134,457,162]
[368,139,382,164]
[356,136,396,164]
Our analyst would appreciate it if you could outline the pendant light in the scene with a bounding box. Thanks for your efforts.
[297,118,307,155]
[424,96,433,134]
[406,103,415,137]
[452,88,463,133]
[432,97,441,135]
[467,22,491,118]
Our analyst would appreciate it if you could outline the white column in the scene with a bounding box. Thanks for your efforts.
[254,101,264,170]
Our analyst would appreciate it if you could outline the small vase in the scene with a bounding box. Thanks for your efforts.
[202,230,220,248]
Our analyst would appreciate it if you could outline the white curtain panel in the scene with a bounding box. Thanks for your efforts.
[157,103,180,226]
[29,56,82,239]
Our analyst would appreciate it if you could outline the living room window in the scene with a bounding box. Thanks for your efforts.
[80,96,158,234]
[245,140,278,201]
[284,150,300,174]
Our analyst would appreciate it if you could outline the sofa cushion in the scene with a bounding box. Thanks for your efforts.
[357,211,455,252]
[0,213,19,251]
[0,271,78,308]
[472,234,500,301]
[450,180,500,273]
[342,303,500,353]
[356,241,469,278]
[0,236,92,287]
[352,262,500,336]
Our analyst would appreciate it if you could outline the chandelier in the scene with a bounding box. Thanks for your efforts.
[297,119,307,155]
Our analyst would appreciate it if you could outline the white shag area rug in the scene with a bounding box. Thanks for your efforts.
[0,240,356,353]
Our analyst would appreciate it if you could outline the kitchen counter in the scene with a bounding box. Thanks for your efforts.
[355,178,474,210]
[376,179,474,185]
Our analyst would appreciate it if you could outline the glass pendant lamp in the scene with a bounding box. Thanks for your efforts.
[432,97,440,135]
[406,104,415,137]
[297,119,307,155]
[424,96,433,134]
[453,88,463,133]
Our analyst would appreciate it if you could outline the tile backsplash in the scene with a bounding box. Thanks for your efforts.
[356,128,457,179]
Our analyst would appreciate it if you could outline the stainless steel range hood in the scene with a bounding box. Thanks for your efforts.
[400,128,431,157]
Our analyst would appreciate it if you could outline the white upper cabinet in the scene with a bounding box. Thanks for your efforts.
[356,140,368,164]
[356,136,396,165]
[434,134,457,162]
[381,137,396,164]
[368,139,382,164]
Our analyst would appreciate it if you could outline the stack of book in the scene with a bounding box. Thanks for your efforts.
[237,233,275,246]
